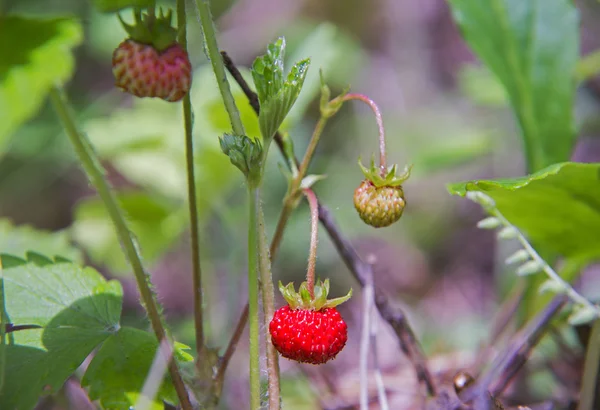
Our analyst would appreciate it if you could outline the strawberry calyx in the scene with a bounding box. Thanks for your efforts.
[358,156,412,188]
[279,279,352,311]
[118,8,179,52]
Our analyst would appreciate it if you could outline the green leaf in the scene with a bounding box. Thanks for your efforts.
[92,0,153,12]
[252,38,311,140]
[0,219,82,263]
[448,162,600,260]
[259,58,310,140]
[1,263,122,410]
[0,16,82,147]
[71,192,186,275]
[251,38,286,105]
[447,0,578,172]
[82,327,182,409]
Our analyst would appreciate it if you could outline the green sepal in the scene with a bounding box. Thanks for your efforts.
[300,174,327,190]
[219,134,264,186]
[118,7,178,51]
[278,279,352,311]
[280,132,299,176]
[358,156,412,187]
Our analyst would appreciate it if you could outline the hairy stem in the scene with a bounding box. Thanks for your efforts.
[176,0,205,363]
[579,319,600,410]
[49,87,192,410]
[247,187,261,410]
[193,0,244,136]
[257,202,281,409]
[302,189,319,297]
[341,93,386,171]
[298,117,329,181]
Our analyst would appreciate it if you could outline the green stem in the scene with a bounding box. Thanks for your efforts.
[341,93,387,171]
[194,0,245,135]
[49,87,193,410]
[302,189,319,297]
[269,203,295,262]
[297,116,328,180]
[271,113,331,258]
[579,319,600,410]
[176,0,205,364]
[257,201,280,409]
[247,186,261,410]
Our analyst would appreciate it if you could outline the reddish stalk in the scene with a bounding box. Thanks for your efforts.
[303,188,319,298]
[341,93,387,172]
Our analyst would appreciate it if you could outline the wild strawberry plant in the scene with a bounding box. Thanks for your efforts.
[1,0,600,409]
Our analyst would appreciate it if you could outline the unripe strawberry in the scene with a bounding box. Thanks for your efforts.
[354,180,405,228]
[270,280,352,365]
[112,9,191,102]
[354,158,412,228]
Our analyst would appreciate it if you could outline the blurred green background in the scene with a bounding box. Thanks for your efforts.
[3,0,600,408]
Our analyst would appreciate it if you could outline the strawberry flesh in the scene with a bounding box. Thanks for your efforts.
[112,39,191,102]
[269,305,348,364]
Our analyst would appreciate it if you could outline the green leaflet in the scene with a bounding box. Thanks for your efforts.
[448,162,600,263]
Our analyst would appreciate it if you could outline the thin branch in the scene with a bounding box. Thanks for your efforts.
[359,262,373,410]
[371,317,390,410]
[319,204,436,396]
[220,51,436,397]
[176,0,205,364]
[458,295,567,405]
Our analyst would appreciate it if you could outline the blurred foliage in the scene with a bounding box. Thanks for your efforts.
[0,16,82,150]
[448,0,579,172]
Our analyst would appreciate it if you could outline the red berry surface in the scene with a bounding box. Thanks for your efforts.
[112,39,192,102]
[354,179,405,228]
[269,306,348,365]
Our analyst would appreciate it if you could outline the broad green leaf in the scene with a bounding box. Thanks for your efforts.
[0,263,122,410]
[0,219,81,263]
[82,327,181,409]
[0,16,82,147]
[92,0,153,12]
[447,162,600,260]
[447,0,578,172]
[71,192,186,275]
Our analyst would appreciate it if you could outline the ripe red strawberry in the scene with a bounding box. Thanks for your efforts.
[269,280,352,365]
[354,158,411,228]
[112,9,191,102]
